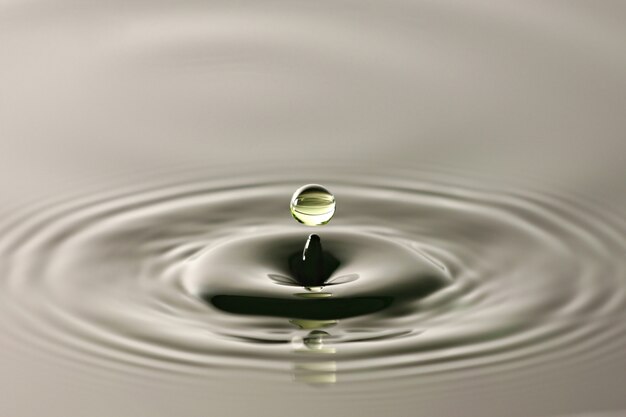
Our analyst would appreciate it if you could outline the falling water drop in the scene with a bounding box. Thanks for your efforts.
[290,184,335,226]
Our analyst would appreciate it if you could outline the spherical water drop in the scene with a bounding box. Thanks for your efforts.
[290,184,335,226]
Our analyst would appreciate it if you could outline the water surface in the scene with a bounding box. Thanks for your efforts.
[1,1,626,417]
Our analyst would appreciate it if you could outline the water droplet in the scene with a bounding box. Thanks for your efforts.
[290,184,335,226]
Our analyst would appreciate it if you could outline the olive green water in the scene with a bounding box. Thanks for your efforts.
[1,2,626,417]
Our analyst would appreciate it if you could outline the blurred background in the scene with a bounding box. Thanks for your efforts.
[1,0,625,416]
[2,0,625,200]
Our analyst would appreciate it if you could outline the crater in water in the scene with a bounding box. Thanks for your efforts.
[183,230,450,320]
[0,169,625,388]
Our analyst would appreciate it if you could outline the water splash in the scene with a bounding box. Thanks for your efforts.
[0,170,624,393]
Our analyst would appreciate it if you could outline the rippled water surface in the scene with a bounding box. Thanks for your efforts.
[2,1,626,416]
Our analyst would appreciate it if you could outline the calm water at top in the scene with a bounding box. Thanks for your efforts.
[1,1,626,417]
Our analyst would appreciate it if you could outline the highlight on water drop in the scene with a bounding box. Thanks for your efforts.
[290,184,335,226]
